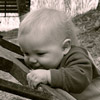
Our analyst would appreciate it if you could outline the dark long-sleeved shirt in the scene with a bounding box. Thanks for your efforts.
[50,45,100,93]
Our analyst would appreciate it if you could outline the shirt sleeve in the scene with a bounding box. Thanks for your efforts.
[50,52,93,93]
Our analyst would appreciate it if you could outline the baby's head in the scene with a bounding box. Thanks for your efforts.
[18,8,79,69]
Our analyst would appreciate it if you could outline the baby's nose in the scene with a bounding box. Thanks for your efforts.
[29,57,37,64]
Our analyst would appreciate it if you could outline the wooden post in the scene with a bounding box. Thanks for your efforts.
[97,0,100,11]
[16,0,30,21]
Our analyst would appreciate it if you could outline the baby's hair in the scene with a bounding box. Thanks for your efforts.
[18,8,79,46]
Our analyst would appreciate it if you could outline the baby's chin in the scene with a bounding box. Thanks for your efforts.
[43,65,59,69]
[28,64,49,70]
[29,64,42,69]
[25,63,40,69]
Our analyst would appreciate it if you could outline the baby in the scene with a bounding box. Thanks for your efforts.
[18,8,100,94]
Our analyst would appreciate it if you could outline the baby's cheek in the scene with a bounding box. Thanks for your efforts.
[39,58,49,65]
[40,58,58,69]
[39,58,51,67]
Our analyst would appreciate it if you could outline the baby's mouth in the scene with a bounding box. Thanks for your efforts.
[26,62,47,69]
[30,64,40,69]
[25,62,39,69]
[29,63,46,69]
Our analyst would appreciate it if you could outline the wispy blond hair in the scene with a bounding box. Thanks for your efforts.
[18,8,79,45]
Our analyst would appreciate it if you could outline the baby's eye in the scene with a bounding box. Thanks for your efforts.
[37,52,46,56]
[24,52,29,56]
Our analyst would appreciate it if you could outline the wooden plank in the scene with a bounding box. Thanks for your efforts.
[0,1,5,2]
[1,0,16,1]
[0,38,23,56]
[6,0,29,1]
[0,0,28,1]
[0,7,17,9]
[0,0,30,14]
[0,35,3,38]
[0,78,53,100]
[0,46,28,85]
[0,56,29,85]
[0,3,17,6]
[0,57,13,72]
[0,9,18,13]
[0,2,5,5]
[0,1,29,5]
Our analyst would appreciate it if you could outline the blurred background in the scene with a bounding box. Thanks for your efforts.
[0,0,99,31]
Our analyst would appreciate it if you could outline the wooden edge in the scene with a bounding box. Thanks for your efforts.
[0,38,23,56]
[0,57,13,72]
[0,78,53,100]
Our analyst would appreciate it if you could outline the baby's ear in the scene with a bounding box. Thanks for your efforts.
[62,39,71,55]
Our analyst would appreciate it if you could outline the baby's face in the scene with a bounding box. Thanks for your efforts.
[18,32,64,69]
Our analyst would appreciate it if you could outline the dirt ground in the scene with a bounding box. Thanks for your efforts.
[73,9,100,68]
[0,9,100,100]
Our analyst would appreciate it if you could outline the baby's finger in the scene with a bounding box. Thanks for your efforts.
[26,73,31,82]
[27,79,31,87]
[27,71,35,81]
[27,73,34,87]
[33,78,41,88]
[30,76,38,88]
[27,77,35,88]
[29,79,35,89]
[29,69,34,72]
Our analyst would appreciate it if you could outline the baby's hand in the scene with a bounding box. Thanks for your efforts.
[27,69,51,88]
